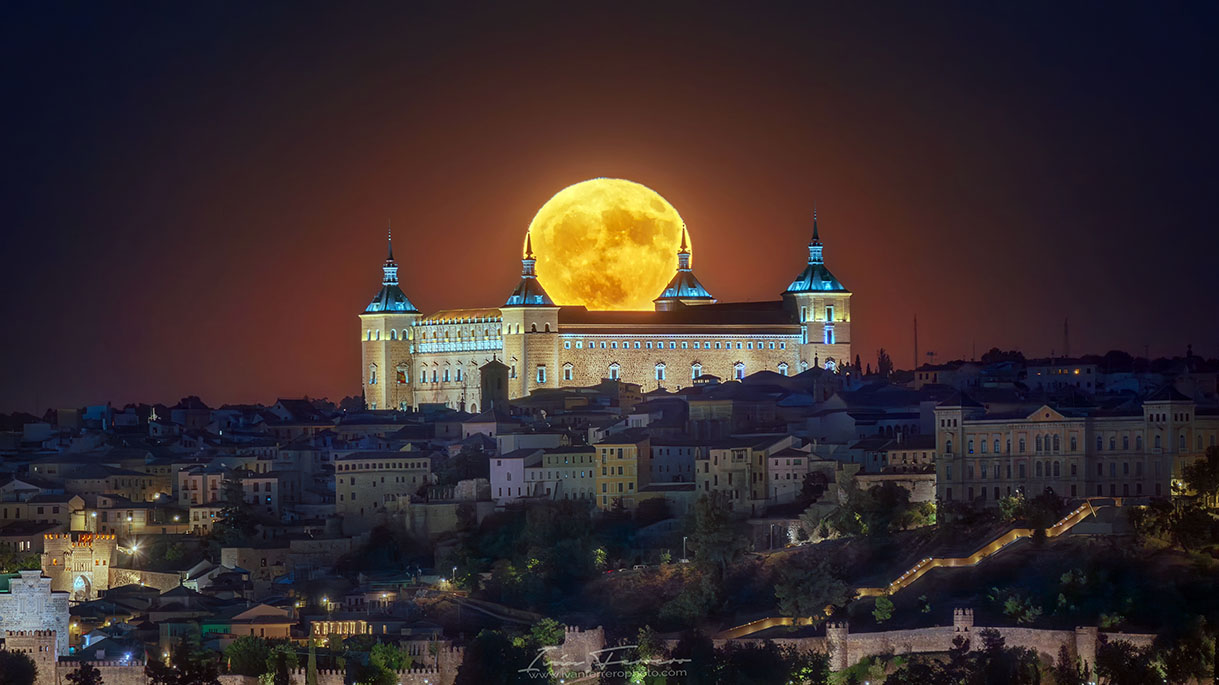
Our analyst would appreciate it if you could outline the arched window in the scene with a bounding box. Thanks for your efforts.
[1036,436,1043,452]
[691,363,702,380]
[1070,436,1077,451]
[734,362,746,380]
[375,330,381,341]
[530,323,537,332]
[608,363,620,381]
[654,363,666,381]
[443,368,450,382]
[1019,463,1026,478]
[403,329,410,340]
[390,329,397,341]
[1036,462,1043,477]
[1053,461,1060,477]
[1096,435,1103,451]
[1109,437,1116,450]
[1136,435,1143,450]
[368,364,378,385]
[1123,436,1130,450]
[1154,435,1161,449]
[1179,434,1186,449]
[1052,435,1060,451]
[994,439,1001,454]
[945,439,953,455]
[545,323,551,332]
[455,368,463,382]
[366,330,372,341]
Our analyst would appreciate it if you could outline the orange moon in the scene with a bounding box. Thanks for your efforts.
[528,178,687,310]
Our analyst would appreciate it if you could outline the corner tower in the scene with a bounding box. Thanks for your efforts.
[654,228,716,311]
[359,228,420,410]
[501,234,559,399]
[782,209,852,372]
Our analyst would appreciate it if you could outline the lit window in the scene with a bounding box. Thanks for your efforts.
[536,366,547,384]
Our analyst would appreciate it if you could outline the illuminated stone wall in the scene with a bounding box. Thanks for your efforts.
[0,573,71,655]
[361,306,854,411]
[41,533,117,601]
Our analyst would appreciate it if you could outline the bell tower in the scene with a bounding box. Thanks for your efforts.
[501,233,559,399]
[782,209,852,372]
[359,226,421,410]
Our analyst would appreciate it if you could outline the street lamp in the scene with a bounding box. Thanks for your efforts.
[682,536,688,560]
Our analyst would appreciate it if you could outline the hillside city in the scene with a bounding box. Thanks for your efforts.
[1,348,1217,684]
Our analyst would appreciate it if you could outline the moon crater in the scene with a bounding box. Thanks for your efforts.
[529,178,686,311]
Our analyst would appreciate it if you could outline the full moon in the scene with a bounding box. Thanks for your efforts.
[528,178,687,311]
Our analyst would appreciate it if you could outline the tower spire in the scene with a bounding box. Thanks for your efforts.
[524,232,534,260]
[386,220,394,261]
[677,226,690,270]
[807,207,824,264]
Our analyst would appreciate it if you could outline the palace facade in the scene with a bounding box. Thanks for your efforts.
[361,216,852,411]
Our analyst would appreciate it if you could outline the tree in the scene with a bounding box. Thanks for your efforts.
[669,631,717,684]
[453,630,541,685]
[528,618,564,648]
[211,474,259,546]
[305,640,318,685]
[980,348,1026,365]
[265,643,298,685]
[886,656,943,684]
[0,650,39,685]
[716,641,829,685]
[876,348,894,378]
[1158,616,1214,684]
[1094,639,1161,685]
[773,556,849,621]
[872,595,895,623]
[146,636,221,685]
[1182,446,1219,505]
[971,629,1040,685]
[66,662,104,685]
[659,572,720,627]
[224,636,270,676]
[1051,645,1089,685]
[686,493,748,578]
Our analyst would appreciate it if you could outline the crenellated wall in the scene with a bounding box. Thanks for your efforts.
[717,609,1157,673]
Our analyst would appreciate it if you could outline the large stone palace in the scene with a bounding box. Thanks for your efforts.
[361,214,853,411]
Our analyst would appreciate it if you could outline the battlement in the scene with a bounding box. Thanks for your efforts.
[953,608,974,631]
[825,622,849,632]
[6,630,57,637]
[81,660,144,667]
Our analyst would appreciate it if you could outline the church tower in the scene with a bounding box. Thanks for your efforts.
[359,228,420,410]
[654,227,716,311]
[782,209,852,372]
[501,233,560,399]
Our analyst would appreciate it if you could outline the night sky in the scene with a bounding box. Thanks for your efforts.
[2,2,1216,412]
